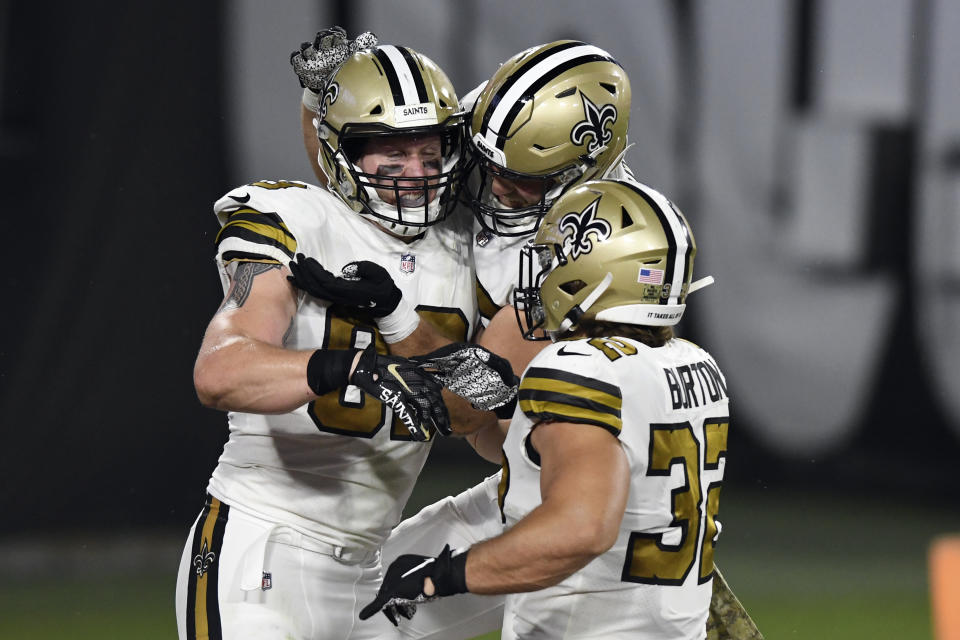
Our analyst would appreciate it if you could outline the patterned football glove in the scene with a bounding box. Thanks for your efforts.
[350,345,450,441]
[290,26,378,91]
[413,343,519,415]
[288,255,402,318]
[359,545,468,625]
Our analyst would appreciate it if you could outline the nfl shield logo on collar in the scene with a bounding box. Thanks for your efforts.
[476,230,494,247]
[261,572,272,590]
[400,253,416,274]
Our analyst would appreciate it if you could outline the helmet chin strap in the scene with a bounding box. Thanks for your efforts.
[557,271,614,333]
[601,140,633,178]
[688,275,715,294]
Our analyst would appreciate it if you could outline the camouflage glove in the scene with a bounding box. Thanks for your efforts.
[413,343,518,414]
[290,26,378,91]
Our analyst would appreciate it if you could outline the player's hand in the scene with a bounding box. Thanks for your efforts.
[290,26,378,91]
[413,343,519,414]
[359,545,468,625]
[288,255,402,318]
[350,346,450,441]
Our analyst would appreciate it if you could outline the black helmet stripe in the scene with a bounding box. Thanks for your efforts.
[374,45,428,106]
[396,46,429,102]
[481,41,583,129]
[616,180,693,306]
[478,43,619,150]
[494,55,613,151]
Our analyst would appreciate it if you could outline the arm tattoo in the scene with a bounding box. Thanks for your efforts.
[217,262,281,313]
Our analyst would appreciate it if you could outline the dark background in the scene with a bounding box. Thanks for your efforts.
[1,1,958,540]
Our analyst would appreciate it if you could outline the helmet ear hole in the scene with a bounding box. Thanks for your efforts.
[368,105,383,115]
[559,279,587,295]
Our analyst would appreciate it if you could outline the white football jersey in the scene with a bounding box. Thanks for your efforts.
[206,179,477,551]
[472,162,641,325]
[498,336,729,640]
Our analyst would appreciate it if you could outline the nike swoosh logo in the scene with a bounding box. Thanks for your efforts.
[557,345,589,357]
[231,192,251,203]
[386,364,413,392]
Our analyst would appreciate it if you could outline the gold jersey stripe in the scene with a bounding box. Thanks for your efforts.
[519,376,622,412]
[476,277,500,321]
[217,219,298,255]
[221,207,295,236]
[519,397,623,433]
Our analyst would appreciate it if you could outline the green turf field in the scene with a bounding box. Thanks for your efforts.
[1,463,954,639]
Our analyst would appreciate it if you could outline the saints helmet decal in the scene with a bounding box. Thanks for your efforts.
[570,93,618,154]
[515,179,713,339]
[466,40,631,237]
[558,196,612,260]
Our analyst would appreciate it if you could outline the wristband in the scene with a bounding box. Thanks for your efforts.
[302,87,321,111]
[376,296,420,344]
[306,348,359,396]
[493,396,518,420]
[434,546,469,596]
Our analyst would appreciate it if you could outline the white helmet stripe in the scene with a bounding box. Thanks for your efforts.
[642,185,693,306]
[481,44,613,150]
[616,180,692,306]
[378,45,423,106]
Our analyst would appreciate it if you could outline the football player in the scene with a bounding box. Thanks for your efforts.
[382,40,640,640]
[176,44,505,640]
[292,34,641,640]
[361,178,727,639]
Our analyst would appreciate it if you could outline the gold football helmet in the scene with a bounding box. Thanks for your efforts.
[315,45,464,236]
[467,40,631,236]
[515,179,713,339]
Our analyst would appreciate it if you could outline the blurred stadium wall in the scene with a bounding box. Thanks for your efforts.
[0,0,958,538]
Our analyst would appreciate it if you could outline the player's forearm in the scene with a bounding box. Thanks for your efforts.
[443,390,499,438]
[194,335,317,413]
[463,500,607,594]
[464,419,508,463]
[383,316,448,357]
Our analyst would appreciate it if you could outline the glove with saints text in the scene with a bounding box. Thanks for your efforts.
[350,345,450,441]
[359,545,469,626]
[306,345,450,441]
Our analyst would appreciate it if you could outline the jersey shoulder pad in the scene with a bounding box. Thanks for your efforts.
[214,179,319,222]
[518,341,623,435]
[212,180,316,266]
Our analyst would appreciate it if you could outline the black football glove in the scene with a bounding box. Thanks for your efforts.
[290,26,378,91]
[350,346,450,440]
[306,346,449,441]
[413,343,519,417]
[288,255,402,318]
[359,545,468,626]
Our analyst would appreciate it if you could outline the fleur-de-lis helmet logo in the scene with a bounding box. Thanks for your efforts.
[318,81,340,121]
[559,196,612,260]
[570,93,618,154]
